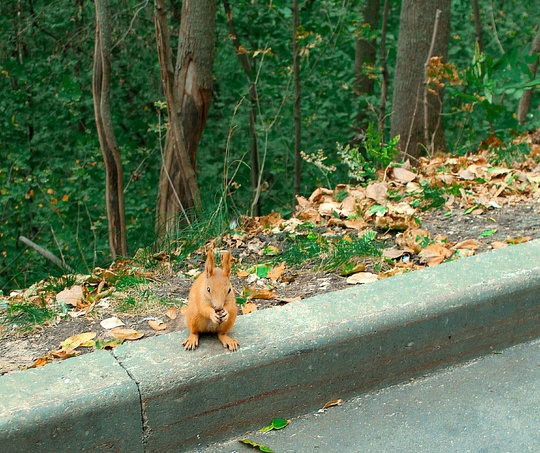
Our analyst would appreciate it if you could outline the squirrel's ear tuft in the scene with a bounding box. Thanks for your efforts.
[221,251,232,277]
[205,250,215,277]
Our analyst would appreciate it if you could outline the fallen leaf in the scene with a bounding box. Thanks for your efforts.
[241,302,258,314]
[236,269,250,278]
[95,338,124,349]
[50,349,78,360]
[267,262,285,281]
[393,167,416,183]
[418,244,453,266]
[366,182,388,203]
[453,239,480,250]
[110,328,145,340]
[383,248,406,259]
[322,399,343,409]
[27,356,48,369]
[258,418,290,433]
[491,241,508,249]
[100,317,125,329]
[244,286,277,300]
[277,296,302,303]
[506,236,531,244]
[480,228,497,237]
[165,306,179,320]
[346,272,379,285]
[239,439,274,453]
[56,285,83,307]
[148,320,168,331]
[60,332,96,351]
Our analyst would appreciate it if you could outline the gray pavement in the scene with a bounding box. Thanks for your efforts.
[206,338,540,452]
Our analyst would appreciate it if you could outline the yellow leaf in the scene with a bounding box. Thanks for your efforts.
[236,269,250,278]
[244,286,277,300]
[60,332,96,351]
[110,328,145,340]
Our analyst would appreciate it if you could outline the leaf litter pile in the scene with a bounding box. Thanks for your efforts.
[2,143,540,375]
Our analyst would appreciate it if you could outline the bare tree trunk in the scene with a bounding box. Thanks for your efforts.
[378,0,390,136]
[472,0,484,52]
[390,0,451,162]
[518,27,540,125]
[154,0,216,233]
[222,0,261,217]
[292,0,301,202]
[93,0,128,259]
[354,0,380,129]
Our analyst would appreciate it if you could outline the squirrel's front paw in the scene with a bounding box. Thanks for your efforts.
[210,310,222,325]
[183,334,199,350]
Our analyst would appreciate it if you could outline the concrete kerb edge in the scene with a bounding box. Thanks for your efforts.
[1,240,540,452]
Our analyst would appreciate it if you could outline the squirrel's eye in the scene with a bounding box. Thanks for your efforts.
[207,286,211,293]
[228,287,231,294]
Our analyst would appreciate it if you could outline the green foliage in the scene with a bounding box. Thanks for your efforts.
[337,125,400,183]
[2,301,56,332]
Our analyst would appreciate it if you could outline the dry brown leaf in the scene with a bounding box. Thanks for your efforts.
[100,317,125,329]
[27,356,48,369]
[56,285,83,307]
[453,239,480,250]
[323,399,343,409]
[241,302,258,315]
[343,218,366,230]
[366,182,388,203]
[267,262,285,281]
[418,244,453,266]
[346,272,379,285]
[148,320,168,331]
[244,286,277,300]
[165,306,179,320]
[50,349,78,360]
[236,270,250,278]
[491,241,508,249]
[110,328,145,341]
[393,167,416,184]
[278,296,302,303]
[383,248,406,259]
[397,229,430,254]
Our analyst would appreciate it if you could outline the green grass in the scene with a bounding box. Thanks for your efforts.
[2,301,56,332]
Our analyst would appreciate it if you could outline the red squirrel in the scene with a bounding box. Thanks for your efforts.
[183,250,239,351]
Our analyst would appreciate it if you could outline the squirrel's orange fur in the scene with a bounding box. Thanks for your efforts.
[183,250,239,351]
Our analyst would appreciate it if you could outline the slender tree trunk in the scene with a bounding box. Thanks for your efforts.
[354,0,380,129]
[154,0,217,233]
[292,0,301,201]
[390,0,451,162]
[378,0,390,136]
[518,27,540,125]
[472,0,484,52]
[93,0,128,259]
[222,0,261,216]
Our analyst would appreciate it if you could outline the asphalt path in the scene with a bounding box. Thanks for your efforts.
[204,338,540,452]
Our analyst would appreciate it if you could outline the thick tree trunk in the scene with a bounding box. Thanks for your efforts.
[222,0,261,217]
[154,0,216,233]
[518,27,540,125]
[390,0,451,162]
[93,0,128,259]
[354,0,380,129]
[472,0,484,52]
[378,0,390,135]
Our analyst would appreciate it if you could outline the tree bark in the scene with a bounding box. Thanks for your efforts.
[378,0,390,135]
[222,0,261,217]
[354,0,380,129]
[292,0,302,202]
[518,27,540,125]
[390,0,451,162]
[93,0,128,259]
[154,0,216,233]
[472,0,484,52]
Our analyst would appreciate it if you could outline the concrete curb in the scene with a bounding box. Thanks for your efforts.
[2,240,540,452]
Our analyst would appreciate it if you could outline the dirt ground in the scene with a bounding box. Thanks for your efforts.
[1,200,539,375]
